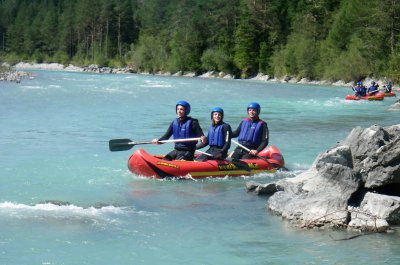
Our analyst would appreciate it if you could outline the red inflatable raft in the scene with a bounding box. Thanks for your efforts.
[381,92,396,97]
[128,146,285,179]
[345,93,385,101]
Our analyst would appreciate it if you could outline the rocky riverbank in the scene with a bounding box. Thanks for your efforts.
[12,62,397,88]
[0,63,32,83]
[247,124,400,232]
[7,62,400,97]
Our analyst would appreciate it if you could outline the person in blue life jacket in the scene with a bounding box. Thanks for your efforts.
[230,102,269,160]
[195,107,232,161]
[354,81,367,97]
[384,80,393,93]
[152,100,206,161]
[354,81,364,98]
[367,81,379,96]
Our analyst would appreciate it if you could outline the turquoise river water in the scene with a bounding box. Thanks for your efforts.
[1,70,400,264]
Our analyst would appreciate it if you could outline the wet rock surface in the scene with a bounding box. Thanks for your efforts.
[247,124,400,232]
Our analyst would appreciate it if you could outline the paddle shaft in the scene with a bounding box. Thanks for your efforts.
[137,137,201,145]
[109,137,201,151]
[231,139,269,162]
[195,150,213,157]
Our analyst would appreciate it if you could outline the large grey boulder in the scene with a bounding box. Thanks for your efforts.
[248,124,400,231]
[268,145,359,228]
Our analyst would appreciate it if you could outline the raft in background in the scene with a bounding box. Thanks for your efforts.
[128,146,285,179]
[345,93,385,101]
[381,91,396,97]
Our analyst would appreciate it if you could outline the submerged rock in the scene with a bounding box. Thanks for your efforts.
[389,99,400,111]
[248,124,400,232]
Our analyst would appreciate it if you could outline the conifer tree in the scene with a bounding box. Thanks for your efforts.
[233,2,258,78]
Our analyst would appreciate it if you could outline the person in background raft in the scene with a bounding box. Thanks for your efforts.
[367,81,379,96]
[152,100,206,161]
[196,107,232,161]
[354,81,366,98]
[230,102,269,160]
[384,80,393,93]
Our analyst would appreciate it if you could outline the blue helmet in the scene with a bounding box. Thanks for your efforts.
[176,100,191,115]
[357,81,362,85]
[371,81,376,85]
[211,107,224,120]
[247,102,261,115]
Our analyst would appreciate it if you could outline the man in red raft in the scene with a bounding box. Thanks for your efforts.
[230,102,269,159]
[367,81,379,96]
[152,100,206,161]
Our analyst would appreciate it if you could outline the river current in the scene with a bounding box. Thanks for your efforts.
[0,70,399,264]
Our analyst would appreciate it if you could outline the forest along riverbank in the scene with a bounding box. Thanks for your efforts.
[10,62,400,89]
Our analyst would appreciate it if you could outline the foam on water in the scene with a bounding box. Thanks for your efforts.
[0,201,159,225]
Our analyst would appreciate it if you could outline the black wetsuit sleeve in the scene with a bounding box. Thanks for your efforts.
[191,119,205,137]
[256,123,269,152]
[196,133,208,149]
[157,122,173,141]
[220,124,232,153]
[231,121,243,138]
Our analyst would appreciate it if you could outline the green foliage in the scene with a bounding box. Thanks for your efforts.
[52,51,70,65]
[201,48,232,72]
[1,0,400,82]
[258,42,268,74]
[1,52,21,65]
[323,36,370,81]
[129,34,169,73]
[270,47,289,78]
[386,44,400,83]
[233,4,258,78]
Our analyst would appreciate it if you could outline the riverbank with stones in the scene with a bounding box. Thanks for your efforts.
[11,62,400,90]
[0,63,33,83]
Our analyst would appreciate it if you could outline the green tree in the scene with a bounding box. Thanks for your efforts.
[318,0,389,80]
[58,0,77,61]
[233,3,258,78]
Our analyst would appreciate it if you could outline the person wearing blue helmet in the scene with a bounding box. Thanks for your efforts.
[354,81,366,98]
[152,100,206,161]
[230,102,269,159]
[367,81,379,96]
[196,107,232,161]
[384,80,393,93]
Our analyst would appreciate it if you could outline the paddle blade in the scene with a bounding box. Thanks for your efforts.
[225,157,251,171]
[109,139,134,152]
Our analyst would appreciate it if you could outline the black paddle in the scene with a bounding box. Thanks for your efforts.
[231,139,270,162]
[231,139,288,170]
[109,137,201,152]
[196,150,251,171]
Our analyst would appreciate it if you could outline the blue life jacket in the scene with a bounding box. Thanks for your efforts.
[368,85,378,93]
[238,118,264,149]
[386,83,392,92]
[360,86,367,96]
[172,117,196,150]
[208,123,225,148]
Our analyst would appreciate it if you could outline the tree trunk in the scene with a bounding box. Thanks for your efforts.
[118,15,122,58]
